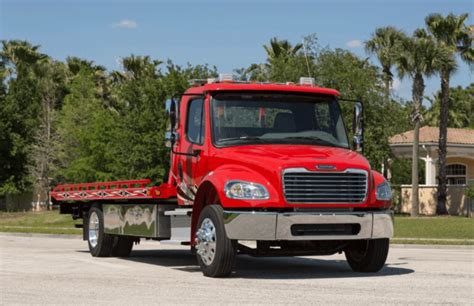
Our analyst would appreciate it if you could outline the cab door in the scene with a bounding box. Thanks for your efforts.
[176,96,207,205]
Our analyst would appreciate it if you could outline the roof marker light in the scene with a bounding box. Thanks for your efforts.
[299,77,315,86]
[219,73,234,82]
[189,79,207,87]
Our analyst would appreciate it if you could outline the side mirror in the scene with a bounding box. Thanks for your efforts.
[166,99,177,129]
[352,102,363,152]
[165,99,178,148]
[169,99,176,129]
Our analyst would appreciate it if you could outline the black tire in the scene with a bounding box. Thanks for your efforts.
[111,236,134,257]
[87,206,114,257]
[345,238,389,272]
[196,205,237,277]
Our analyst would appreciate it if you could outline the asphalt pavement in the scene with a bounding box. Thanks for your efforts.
[0,234,473,304]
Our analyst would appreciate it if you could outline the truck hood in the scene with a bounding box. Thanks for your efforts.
[206,144,376,209]
[212,144,371,174]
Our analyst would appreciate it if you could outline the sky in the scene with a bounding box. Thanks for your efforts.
[1,0,472,101]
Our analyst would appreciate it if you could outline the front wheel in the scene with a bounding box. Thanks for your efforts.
[345,238,389,272]
[195,205,236,277]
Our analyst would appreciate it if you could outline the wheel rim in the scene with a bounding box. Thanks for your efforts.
[88,211,99,248]
[195,218,217,266]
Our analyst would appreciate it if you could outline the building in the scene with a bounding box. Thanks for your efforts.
[389,126,474,215]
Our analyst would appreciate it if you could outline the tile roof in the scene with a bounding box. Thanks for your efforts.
[389,126,474,145]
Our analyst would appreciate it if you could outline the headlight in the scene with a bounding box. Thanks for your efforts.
[376,181,392,201]
[225,180,269,200]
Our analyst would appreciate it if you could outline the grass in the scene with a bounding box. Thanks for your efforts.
[0,211,473,245]
[0,211,81,235]
[393,215,474,240]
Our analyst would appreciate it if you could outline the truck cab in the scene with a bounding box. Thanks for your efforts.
[51,76,393,277]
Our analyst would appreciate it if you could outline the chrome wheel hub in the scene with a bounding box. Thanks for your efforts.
[88,211,99,248]
[195,218,216,266]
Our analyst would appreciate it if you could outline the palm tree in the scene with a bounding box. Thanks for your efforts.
[121,55,162,80]
[262,38,304,83]
[66,57,112,103]
[425,84,473,129]
[1,40,47,77]
[263,37,303,62]
[396,30,441,216]
[66,57,95,76]
[365,27,406,102]
[425,13,473,214]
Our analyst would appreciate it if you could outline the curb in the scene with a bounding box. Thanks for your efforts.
[0,232,81,240]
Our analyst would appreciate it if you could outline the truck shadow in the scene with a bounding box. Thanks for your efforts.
[118,249,415,279]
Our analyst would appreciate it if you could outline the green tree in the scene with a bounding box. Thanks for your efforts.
[425,83,474,129]
[0,40,45,195]
[55,66,117,183]
[425,13,473,214]
[162,60,218,98]
[395,30,441,216]
[365,27,406,101]
[0,57,11,193]
[108,55,168,183]
[31,59,68,204]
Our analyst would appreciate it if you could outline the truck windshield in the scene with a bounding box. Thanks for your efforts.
[211,93,349,148]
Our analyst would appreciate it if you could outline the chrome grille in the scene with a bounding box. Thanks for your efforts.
[283,169,368,203]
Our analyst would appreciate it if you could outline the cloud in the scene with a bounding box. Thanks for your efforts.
[112,19,138,29]
[346,39,362,48]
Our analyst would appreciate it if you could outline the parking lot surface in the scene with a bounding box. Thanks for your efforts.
[0,234,473,304]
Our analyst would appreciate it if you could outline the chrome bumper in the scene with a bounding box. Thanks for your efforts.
[223,210,393,241]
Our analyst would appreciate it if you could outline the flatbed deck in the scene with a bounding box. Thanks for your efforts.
[50,179,176,202]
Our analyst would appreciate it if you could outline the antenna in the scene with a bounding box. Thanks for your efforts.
[302,38,312,78]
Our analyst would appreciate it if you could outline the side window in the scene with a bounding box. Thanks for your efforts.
[186,98,205,144]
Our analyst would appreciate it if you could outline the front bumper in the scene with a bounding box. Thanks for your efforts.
[223,210,393,241]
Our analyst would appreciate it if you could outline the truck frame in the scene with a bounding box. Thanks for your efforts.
[51,76,393,277]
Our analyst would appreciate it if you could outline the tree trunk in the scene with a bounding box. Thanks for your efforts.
[380,74,391,179]
[437,70,449,215]
[383,73,391,104]
[411,74,424,217]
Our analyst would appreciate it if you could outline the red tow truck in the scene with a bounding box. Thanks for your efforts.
[51,75,393,277]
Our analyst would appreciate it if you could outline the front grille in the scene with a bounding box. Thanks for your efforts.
[283,169,368,203]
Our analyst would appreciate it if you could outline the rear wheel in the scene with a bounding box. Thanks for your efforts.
[195,205,236,277]
[345,238,389,272]
[111,236,134,257]
[87,206,114,257]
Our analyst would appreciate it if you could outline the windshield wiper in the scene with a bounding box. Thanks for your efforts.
[217,136,268,144]
[217,136,346,149]
[280,136,343,148]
